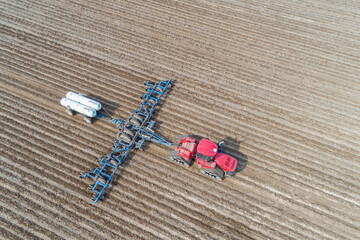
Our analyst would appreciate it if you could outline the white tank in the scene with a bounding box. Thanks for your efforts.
[66,92,102,111]
[60,98,97,118]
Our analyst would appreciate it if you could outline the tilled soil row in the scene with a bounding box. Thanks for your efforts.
[2,71,358,236]
[1,0,360,239]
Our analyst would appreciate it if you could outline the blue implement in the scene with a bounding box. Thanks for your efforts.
[80,78,174,203]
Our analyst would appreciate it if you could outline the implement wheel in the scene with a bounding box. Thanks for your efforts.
[199,165,225,181]
[132,113,145,122]
[117,133,132,142]
[129,118,142,127]
[123,127,135,137]
[154,87,163,93]
[148,98,156,105]
[84,117,93,124]
[66,109,74,116]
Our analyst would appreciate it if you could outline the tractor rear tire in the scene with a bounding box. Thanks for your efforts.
[169,150,191,167]
[199,165,225,181]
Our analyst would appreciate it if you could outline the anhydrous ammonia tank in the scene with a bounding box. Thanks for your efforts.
[60,98,97,118]
[66,92,102,111]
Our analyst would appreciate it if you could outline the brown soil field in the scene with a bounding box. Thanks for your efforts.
[1,0,360,239]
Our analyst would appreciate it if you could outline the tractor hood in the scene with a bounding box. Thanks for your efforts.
[197,138,218,157]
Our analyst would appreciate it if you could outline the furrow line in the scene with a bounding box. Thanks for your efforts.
[1,7,359,97]
[1,23,358,124]
[1,46,358,147]
[0,151,173,239]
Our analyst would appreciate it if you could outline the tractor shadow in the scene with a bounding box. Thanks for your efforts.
[220,137,248,173]
[86,94,120,123]
[190,135,248,174]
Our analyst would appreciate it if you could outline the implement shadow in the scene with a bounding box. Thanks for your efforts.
[133,79,177,151]
[220,137,248,173]
[98,80,176,201]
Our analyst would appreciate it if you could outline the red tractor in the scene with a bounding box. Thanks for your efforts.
[169,136,238,180]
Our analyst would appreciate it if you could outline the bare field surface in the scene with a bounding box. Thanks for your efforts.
[1,0,360,239]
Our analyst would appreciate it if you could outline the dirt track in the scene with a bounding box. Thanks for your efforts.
[1,0,360,239]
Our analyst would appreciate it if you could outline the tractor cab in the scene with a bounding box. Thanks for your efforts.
[196,138,219,162]
[196,138,238,178]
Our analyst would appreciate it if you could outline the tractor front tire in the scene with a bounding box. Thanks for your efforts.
[199,165,225,181]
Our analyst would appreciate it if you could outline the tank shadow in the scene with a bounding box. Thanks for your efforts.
[86,94,120,123]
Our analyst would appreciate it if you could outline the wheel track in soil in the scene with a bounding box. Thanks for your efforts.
[1,192,81,240]
[0,225,25,240]
[1,0,359,239]
[36,0,360,62]
[0,158,140,239]
[0,177,101,239]
[44,0,360,78]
